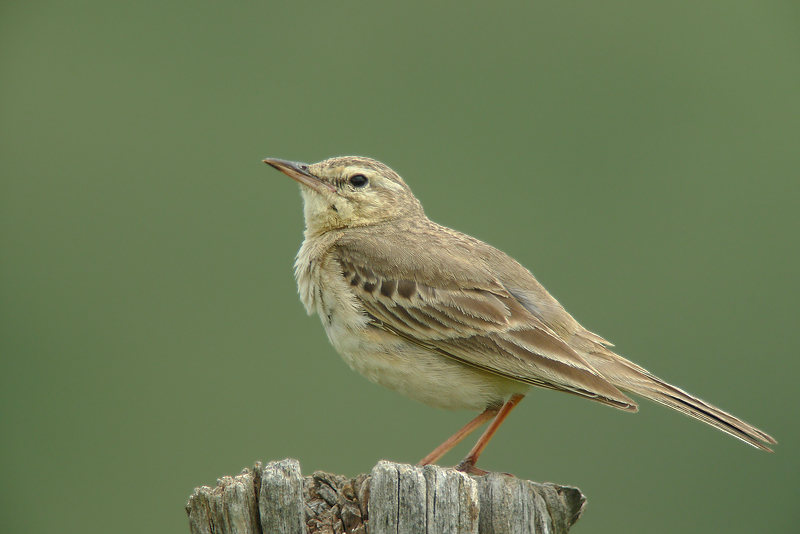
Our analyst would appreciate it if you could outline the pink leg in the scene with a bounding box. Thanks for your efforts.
[456,394,525,475]
[418,407,498,466]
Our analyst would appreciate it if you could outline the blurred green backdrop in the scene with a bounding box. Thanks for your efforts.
[1,2,798,533]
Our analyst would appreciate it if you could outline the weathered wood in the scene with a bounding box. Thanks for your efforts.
[369,461,479,534]
[260,459,306,534]
[477,472,584,534]
[187,466,259,534]
[186,459,585,534]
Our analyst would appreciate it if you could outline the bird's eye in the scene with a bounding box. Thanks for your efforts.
[349,174,369,188]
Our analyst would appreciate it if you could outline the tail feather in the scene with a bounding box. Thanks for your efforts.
[585,348,776,451]
[627,376,776,451]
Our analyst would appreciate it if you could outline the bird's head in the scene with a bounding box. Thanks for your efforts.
[264,156,424,234]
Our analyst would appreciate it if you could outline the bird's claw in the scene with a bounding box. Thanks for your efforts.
[455,459,489,476]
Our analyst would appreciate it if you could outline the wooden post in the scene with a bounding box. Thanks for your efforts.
[186,459,585,534]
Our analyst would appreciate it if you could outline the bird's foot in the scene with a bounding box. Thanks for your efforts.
[455,459,489,476]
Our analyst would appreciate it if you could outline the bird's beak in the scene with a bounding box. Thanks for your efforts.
[263,158,336,193]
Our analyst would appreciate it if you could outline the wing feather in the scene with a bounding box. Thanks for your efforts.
[335,250,636,410]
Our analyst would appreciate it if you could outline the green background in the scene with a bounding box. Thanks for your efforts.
[2,2,798,533]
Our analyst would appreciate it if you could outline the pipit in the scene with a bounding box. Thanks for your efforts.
[264,156,776,474]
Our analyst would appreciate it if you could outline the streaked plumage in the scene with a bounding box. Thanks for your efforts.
[265,155,776,471]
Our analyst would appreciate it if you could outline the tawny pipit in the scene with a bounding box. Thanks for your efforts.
[264,156,776,473]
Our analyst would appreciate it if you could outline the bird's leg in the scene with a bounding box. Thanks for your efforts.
[417,407,498,466]
[456,394,525,475]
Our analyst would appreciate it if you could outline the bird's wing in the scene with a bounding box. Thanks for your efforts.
[333,231,636,411]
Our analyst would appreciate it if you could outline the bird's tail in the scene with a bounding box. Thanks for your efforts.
[588,351,776,451]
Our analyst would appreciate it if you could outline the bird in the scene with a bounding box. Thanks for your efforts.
[263,155,776,474]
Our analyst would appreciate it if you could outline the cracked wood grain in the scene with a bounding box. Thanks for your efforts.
[187,460,584,534]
